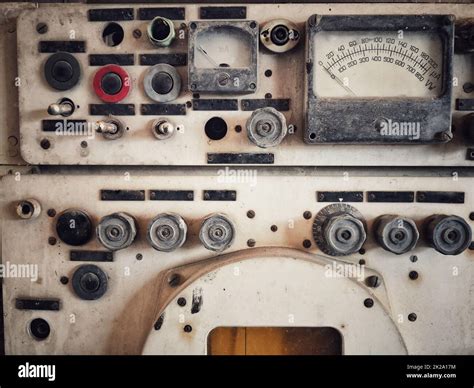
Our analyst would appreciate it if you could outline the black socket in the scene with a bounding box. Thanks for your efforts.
[30,318,50,340]
[56,209,93,246]
[101,72,122,95]
[72,264,108,300]
[150,18,171,41]
[44,52,81,91]
[152,71,174,94]
[205,117,227,140]
[271,24,290,46]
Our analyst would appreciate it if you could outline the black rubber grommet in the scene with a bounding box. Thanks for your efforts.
[56,209,93,246]
[30,318,51,340]
[271,24,290,46]
[72,265,108,301]
[44,52,81,91]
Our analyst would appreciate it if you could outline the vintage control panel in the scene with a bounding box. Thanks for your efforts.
[1,172,474,354]
[11,3,474,166]
[1,2,474,357]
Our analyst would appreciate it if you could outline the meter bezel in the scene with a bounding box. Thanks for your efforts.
[305,14,454,144]
[188,20,259,94]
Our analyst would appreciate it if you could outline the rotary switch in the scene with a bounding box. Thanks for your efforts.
[93,64,131,103]
[424,215,472,255]
[96,212,137,251]
[374,215,419,254]
[246,107,288,148]
[199,213,235,252]
[313,204,367,256]
[147,213,187,252]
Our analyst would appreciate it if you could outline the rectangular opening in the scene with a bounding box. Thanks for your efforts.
[207,327,342,356]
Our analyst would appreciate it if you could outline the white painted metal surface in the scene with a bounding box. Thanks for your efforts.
[1,172,473,354]
[13,3,474,166]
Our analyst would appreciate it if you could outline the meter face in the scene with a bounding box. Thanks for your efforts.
[194,27,252,69]
[313,31,443,98]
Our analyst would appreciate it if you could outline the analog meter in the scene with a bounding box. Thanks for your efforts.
[305,15,454,144]
[188,20,259,93]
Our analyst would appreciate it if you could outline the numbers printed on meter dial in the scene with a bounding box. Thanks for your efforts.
[314,31,443,98]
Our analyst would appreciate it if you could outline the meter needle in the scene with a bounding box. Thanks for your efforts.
[197,45,219,68]
[322,66,356,96]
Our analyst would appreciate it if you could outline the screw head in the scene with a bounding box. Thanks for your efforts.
[247,210,255,219]
[177,297,187,307]
[408,313,417,322]
[409,270,419,280]
[364,298,374,308]
[60,276,69,285]
[183,324,192,333]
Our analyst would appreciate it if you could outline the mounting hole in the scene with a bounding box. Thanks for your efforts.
[205,117,227,141]
[102,22,124,47]
[29,318,50,341]
[264,69,272,77]
[309,133,317,140]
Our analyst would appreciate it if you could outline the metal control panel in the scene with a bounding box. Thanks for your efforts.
[10,3,474,166]
[1,172,473,354]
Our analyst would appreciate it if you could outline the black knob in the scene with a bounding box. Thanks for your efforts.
[51,60,73,82]
[72,265,108,300]
[101,72,122,95]
[56,209,93,246]
[152,71,174,94]
[44,52,81,91]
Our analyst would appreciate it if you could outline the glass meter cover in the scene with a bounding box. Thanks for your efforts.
[188,21,259,94]
[305,15,454,144]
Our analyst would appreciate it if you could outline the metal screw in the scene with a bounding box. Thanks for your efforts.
[177,297,187,307]
[60,276,69,285]
[80,141,88,148]
[136,253,143,261]
[409,271,419,280]
[410,255,418,263]
[364,298,374,308]
[247,210,255,219]
[303,239,312,248]
[408,313,417,322]
[36,22,48,34]
[184,325,193,333]
[168,273,181,287]
[365,275,381,288]
[48,237,57,246]
[247,239,256,247]
[47,209,56,217]
[463,82,474,93]
[133,29,142,39]
[40,139,51,150]
[271,225,278,232]
[303,211,312,220]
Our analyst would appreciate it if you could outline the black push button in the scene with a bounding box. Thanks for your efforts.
[44,52,81,91]
[101,72,122,95]
[152,71,174,94]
